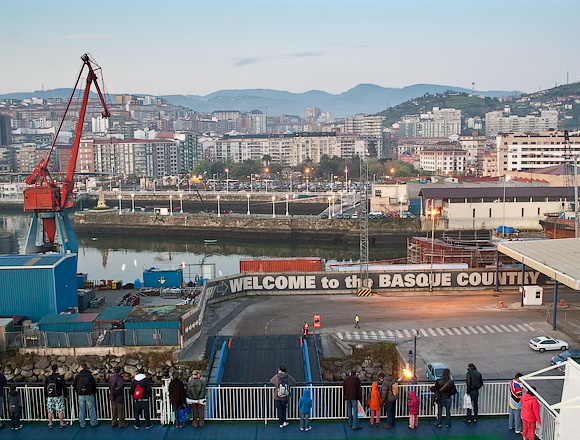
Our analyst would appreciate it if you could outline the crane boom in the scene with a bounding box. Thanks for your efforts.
[23,53,110,254]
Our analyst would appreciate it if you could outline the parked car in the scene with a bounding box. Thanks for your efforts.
[426,362,452,381]
[557,357,580,373]
[529,336,569,352]
[551,349,580,365]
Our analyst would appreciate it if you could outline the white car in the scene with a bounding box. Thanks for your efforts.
[529,336,569,352]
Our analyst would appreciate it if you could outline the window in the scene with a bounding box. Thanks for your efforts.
[538,207,541,215]
[473,208,476,218]
[522,208,525,217]
[489,208,492,218]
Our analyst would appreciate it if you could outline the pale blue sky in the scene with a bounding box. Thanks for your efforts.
[1,0,579,96]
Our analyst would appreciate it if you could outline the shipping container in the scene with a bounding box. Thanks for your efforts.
[239,257,323,273]
[38,314,95,333]
[123,305,191,329]
[143,268,183,288]
[95,306,133,324]
[77,273,88,289]
[0,254,78,322]
[0,317,14,348]
[77,288,95,312]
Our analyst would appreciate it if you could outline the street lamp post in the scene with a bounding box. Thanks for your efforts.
[399,196,404,216]
[340,191,343,214]
[272,196,276,218]
[179,192,183,214]
[118,194,122,215]
[217,195,221,217]
[169,194,173,216]
[131,192,135,213]
[225,168,229,193]
[250,174,254,193]
[502,175,511,237]
[247,193,250,215]
[305,168,310,194]
[427,208,439,292]
[345,167,349,193]
[332,195,335,217]
[328,196,331,218]
[286,194,289,216]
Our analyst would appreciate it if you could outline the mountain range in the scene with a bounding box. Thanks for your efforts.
[0,83,519,118]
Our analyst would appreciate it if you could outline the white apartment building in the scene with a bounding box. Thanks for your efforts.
[420,147,467,174]
[457,134,486,167]
[214,133,366,166]
[485,110,558,136]
[249,111,267,134]
[344,114,384,157]
[496,131,580,174]
[399,107,462,138]
[91,115,109,133]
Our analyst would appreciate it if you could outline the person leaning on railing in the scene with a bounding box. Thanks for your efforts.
[108,366,127,428]
[44,364,68,429]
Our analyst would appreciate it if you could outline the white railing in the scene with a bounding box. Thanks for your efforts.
[0,381,527,424]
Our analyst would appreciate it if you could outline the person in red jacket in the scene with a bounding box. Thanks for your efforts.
[407,390,420,429]
[520,387,541,440]
[367,382,382,427]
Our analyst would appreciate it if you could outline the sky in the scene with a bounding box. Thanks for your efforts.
[2,0,579,97]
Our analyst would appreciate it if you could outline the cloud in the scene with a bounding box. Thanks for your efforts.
[233,51,327,67]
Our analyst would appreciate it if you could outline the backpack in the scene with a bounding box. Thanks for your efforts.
[391,382,399,397]
[134,383,144,400]
[277,375,289,398]
[77,375,91,394]
[47,375,58,397]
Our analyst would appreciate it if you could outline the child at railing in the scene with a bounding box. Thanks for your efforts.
[368,382,381,427]
[8,384,23,430]
[298,388,312,431]
[407,390,419,429]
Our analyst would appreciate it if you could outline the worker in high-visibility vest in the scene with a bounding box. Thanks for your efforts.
[303,322,309,337]
[354,314,360,329]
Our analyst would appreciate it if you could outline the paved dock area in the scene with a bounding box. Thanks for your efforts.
[0,417,523,439]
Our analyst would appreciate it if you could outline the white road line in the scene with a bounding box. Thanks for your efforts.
[516,324,528,331]
[469,327,479,334]
[378,330,386,338]
[460,327,471,335]
[523,323,535,331]
[508,325,519,332]
[420,329,429,337]
[445,328,454,335]
[492,325,503,332]
[370,331,377,338]
[337,332,343,339]
[395,330,404,338]
[403,329,412,338]
[436,328,446,336]
[484,325,495,333]
[500,325,512,332]
[453,328,462,335]
[428,328,437,337]
[387,330,395,338]
[476,326,486,333]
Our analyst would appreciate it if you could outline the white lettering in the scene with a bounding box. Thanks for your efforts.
[262,276,275,289]
[391,274,404,288]
[306,276,316,289]
[379,274,391,287]
[275,276,288,290]
[457,272,469,287]
[441,273,452,287]
[469,272,482,286]
[481,272,494,286]
[404,273,416,288]
[416,273,429,287]
[288,276,306,290]
[252,276,262,290]
[527,271,540,284]
[328,278,340,289]
[229,277,244,294]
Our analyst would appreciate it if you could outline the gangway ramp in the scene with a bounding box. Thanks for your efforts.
[206,335,321,384]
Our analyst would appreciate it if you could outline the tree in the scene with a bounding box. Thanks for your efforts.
[192,160,211,178]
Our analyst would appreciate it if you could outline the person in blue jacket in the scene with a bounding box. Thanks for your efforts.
[298,388,313,431]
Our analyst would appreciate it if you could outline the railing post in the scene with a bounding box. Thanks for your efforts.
[264,384,268,427]
[161,377,171,425]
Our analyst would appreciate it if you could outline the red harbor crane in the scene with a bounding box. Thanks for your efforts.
[24,53,110,255]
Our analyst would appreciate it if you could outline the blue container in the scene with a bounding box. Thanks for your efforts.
[77,273,88,289]
[143,268,183,288]
[38,314,95,332]
[0,254,78,322]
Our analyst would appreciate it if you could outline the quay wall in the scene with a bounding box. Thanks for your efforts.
[74,212,421,243]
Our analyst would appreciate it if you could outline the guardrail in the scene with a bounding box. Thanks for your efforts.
[0,381,530,424]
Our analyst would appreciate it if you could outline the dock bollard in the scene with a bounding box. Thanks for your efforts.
[499,301,504,308]
[559,299,565,306]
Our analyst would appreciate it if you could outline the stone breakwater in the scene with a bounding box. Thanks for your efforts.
[74,212,420,244]
[320,358,395,382]
[2,353,201,384]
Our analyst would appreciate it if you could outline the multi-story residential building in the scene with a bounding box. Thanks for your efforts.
[214,133,366,166]
[249,110,267,134]
[305,107,321,122]
[457,133,486,171]
[0,115,12,146]
[399,107,462,138]
[0,146,13,172]
[420,147,467,174]
[344,114,385,157]
[485,110,558,136]
[211,111,241,122]
[12,144,49,174]
[481,150,499,177]
[173,132,200,174]
[496,130,580,174]
[398,137,448,156]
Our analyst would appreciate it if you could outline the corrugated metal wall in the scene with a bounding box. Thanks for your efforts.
[143,269,183,288]
[54,256,79,313]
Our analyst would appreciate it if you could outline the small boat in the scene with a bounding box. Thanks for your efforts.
[204,239,218,244]
[540,211,579,239]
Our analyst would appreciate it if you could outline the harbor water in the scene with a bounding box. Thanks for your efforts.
[0,213,409,284]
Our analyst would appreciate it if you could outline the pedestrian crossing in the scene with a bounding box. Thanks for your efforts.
[336,323,535,342]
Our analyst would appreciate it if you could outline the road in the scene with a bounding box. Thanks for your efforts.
[204,287,580,405]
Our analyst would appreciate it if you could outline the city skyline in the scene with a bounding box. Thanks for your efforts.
[1,0,579,97]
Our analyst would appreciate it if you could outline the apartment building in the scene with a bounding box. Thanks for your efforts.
[457,134,486,168]
[485,110,558,136]
[344,114,385,157]
[399,107,462,138]
[496,131,580,174]
[215,132,366,166]
[420,147,467,174]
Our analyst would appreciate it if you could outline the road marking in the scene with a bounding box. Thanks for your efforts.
[370,331,377,338]
[436,328,446,336]
[453,328,462,335]
[523,323,535,331]
[484,325,495,333]
[492,325,503,332]
[420,329,429,337]
[378,330,386,338]
[387,330,395,338]
[476,326,486,333]
[395,330,404,338]
[500,325,512,332]
[444,328,454,335]
[428,328,437,337]
[460,327,471,335]
[337,332,343,339]
[403,329,412,337]
[469,327,479,334]
[508,325,519,332]
[516,324,528,331]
